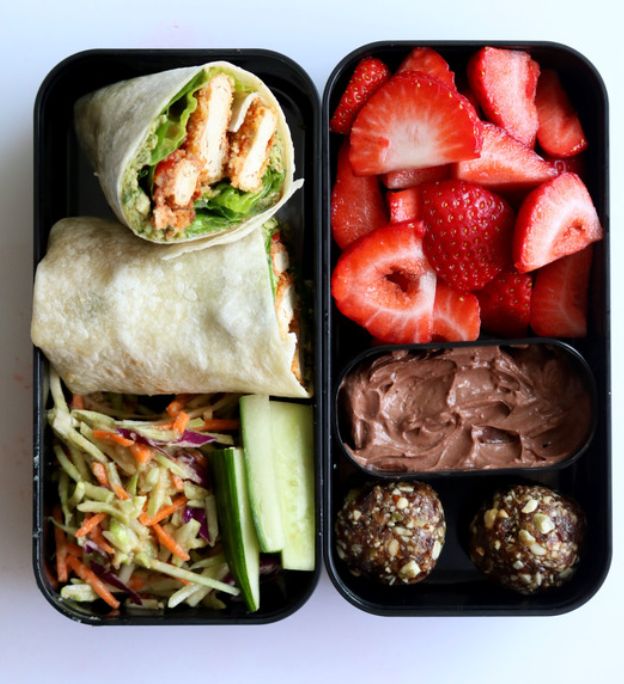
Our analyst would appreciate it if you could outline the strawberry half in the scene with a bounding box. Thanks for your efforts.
[331,141,387,249]
[513,172,603,272]
[468,47,540,147]
[329,57,391,135]
[432,282,481,341]
[397,47,456,89]
[477,271,532,337]
[421,179,514,291]
[455,123,557,191]
[331,222,436,343]
[387,187,421,223]
[349,71,483,175]
[536,69,588,158]
[530,247,593,337]
[382,165,451,190]
[546,153,586,179]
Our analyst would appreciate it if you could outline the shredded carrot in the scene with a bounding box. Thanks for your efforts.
[65,541,84,557]
[152,523,190,561]
[138,512,151,526]
[166,394,190,418]
[91,462,110,488]
[92,429,134,447]
[172,411,190,435]
[170,472,185,492]
[139,495,187,527]
[66,556,120,609]
[90,525,115,555]
[153,422,174,430]
[177,578,191,586]
[128,575,145,591]
[112,483,130,501]
[44,565,59,590]
[75,512,107,538]
[129,442,153,466]
[52,505,68,582]
[71,394,85,410]
[201,418,240,431]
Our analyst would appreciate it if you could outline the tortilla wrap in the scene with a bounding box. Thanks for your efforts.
[74,62,300,247]
[31,217,309,398]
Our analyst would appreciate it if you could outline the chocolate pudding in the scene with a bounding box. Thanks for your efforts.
[339,345,592,473]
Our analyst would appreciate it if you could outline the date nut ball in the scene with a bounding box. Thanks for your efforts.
[335,481,446,585]
[469,484,585,594]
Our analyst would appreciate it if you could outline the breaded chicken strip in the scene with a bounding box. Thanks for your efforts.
[186,73,235,186]
[151,149,202,232]
[270,236,303,383]
[228,99,278,193]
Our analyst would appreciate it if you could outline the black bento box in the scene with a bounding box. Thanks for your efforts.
[321,41,611,616]
[32,49,322,625]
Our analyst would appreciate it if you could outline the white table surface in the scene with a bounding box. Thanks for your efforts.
[1,1,621,681]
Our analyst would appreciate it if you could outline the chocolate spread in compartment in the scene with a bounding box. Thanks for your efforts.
[339,345,592,473]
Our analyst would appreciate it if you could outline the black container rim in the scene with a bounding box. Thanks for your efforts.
[321,39,612,617]
[32,47,323,625]
[332,337,599,480]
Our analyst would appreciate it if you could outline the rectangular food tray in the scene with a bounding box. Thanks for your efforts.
[321,41,611,616]
[32,48,322,625]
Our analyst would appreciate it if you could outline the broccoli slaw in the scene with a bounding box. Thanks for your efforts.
[47,368,259,613]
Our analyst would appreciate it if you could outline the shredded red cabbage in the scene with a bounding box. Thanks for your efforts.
[175,451,209,487]
[182,506,210,541]
[115,427,214,448]
[82,540,109,561]
[90,561,143,605]
[259,555,282,576]
[178,430,216,447]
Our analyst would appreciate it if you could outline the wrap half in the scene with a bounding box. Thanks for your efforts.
[31,217,309,398]
[75,62,301,247]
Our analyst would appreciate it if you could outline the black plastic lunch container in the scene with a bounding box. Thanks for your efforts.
[32,49,322,625]
[33,41,612,623]
[322,41,611,616]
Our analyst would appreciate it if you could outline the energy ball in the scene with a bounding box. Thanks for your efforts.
[335,481,446,585]
[469,484,585,594]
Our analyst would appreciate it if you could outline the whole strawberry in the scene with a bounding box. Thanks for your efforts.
[421,180,514,291]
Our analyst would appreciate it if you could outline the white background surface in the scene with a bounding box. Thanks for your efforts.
[1,1,621,682]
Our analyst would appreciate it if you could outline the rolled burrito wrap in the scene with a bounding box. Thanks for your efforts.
[31,217,309,398]
[75,62,301,248]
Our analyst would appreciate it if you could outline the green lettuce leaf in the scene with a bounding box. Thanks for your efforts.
[183,168,285,236]
[196,168,284,220]
[149,70,209,167]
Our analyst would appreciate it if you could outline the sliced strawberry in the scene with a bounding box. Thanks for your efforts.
[421,180,514,291]
[536,69,588,158]
[349,71,483,175]
[331,141,387,249]
[388,187,421,223]
[432,282,481,341]
[468,47,540,147]
[329,57,391,135]
[331,222,436,343]
[459,87,481,114]
[455,123,557,191]
[530,247,593,337]
[477,271,532,337]
[382,165,451,190]
[397,47,456,89]
[546,153,586,179]
[513,172,602,273]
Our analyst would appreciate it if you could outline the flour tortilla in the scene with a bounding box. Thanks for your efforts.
[31,217,309,398]
[74,62,299,247]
